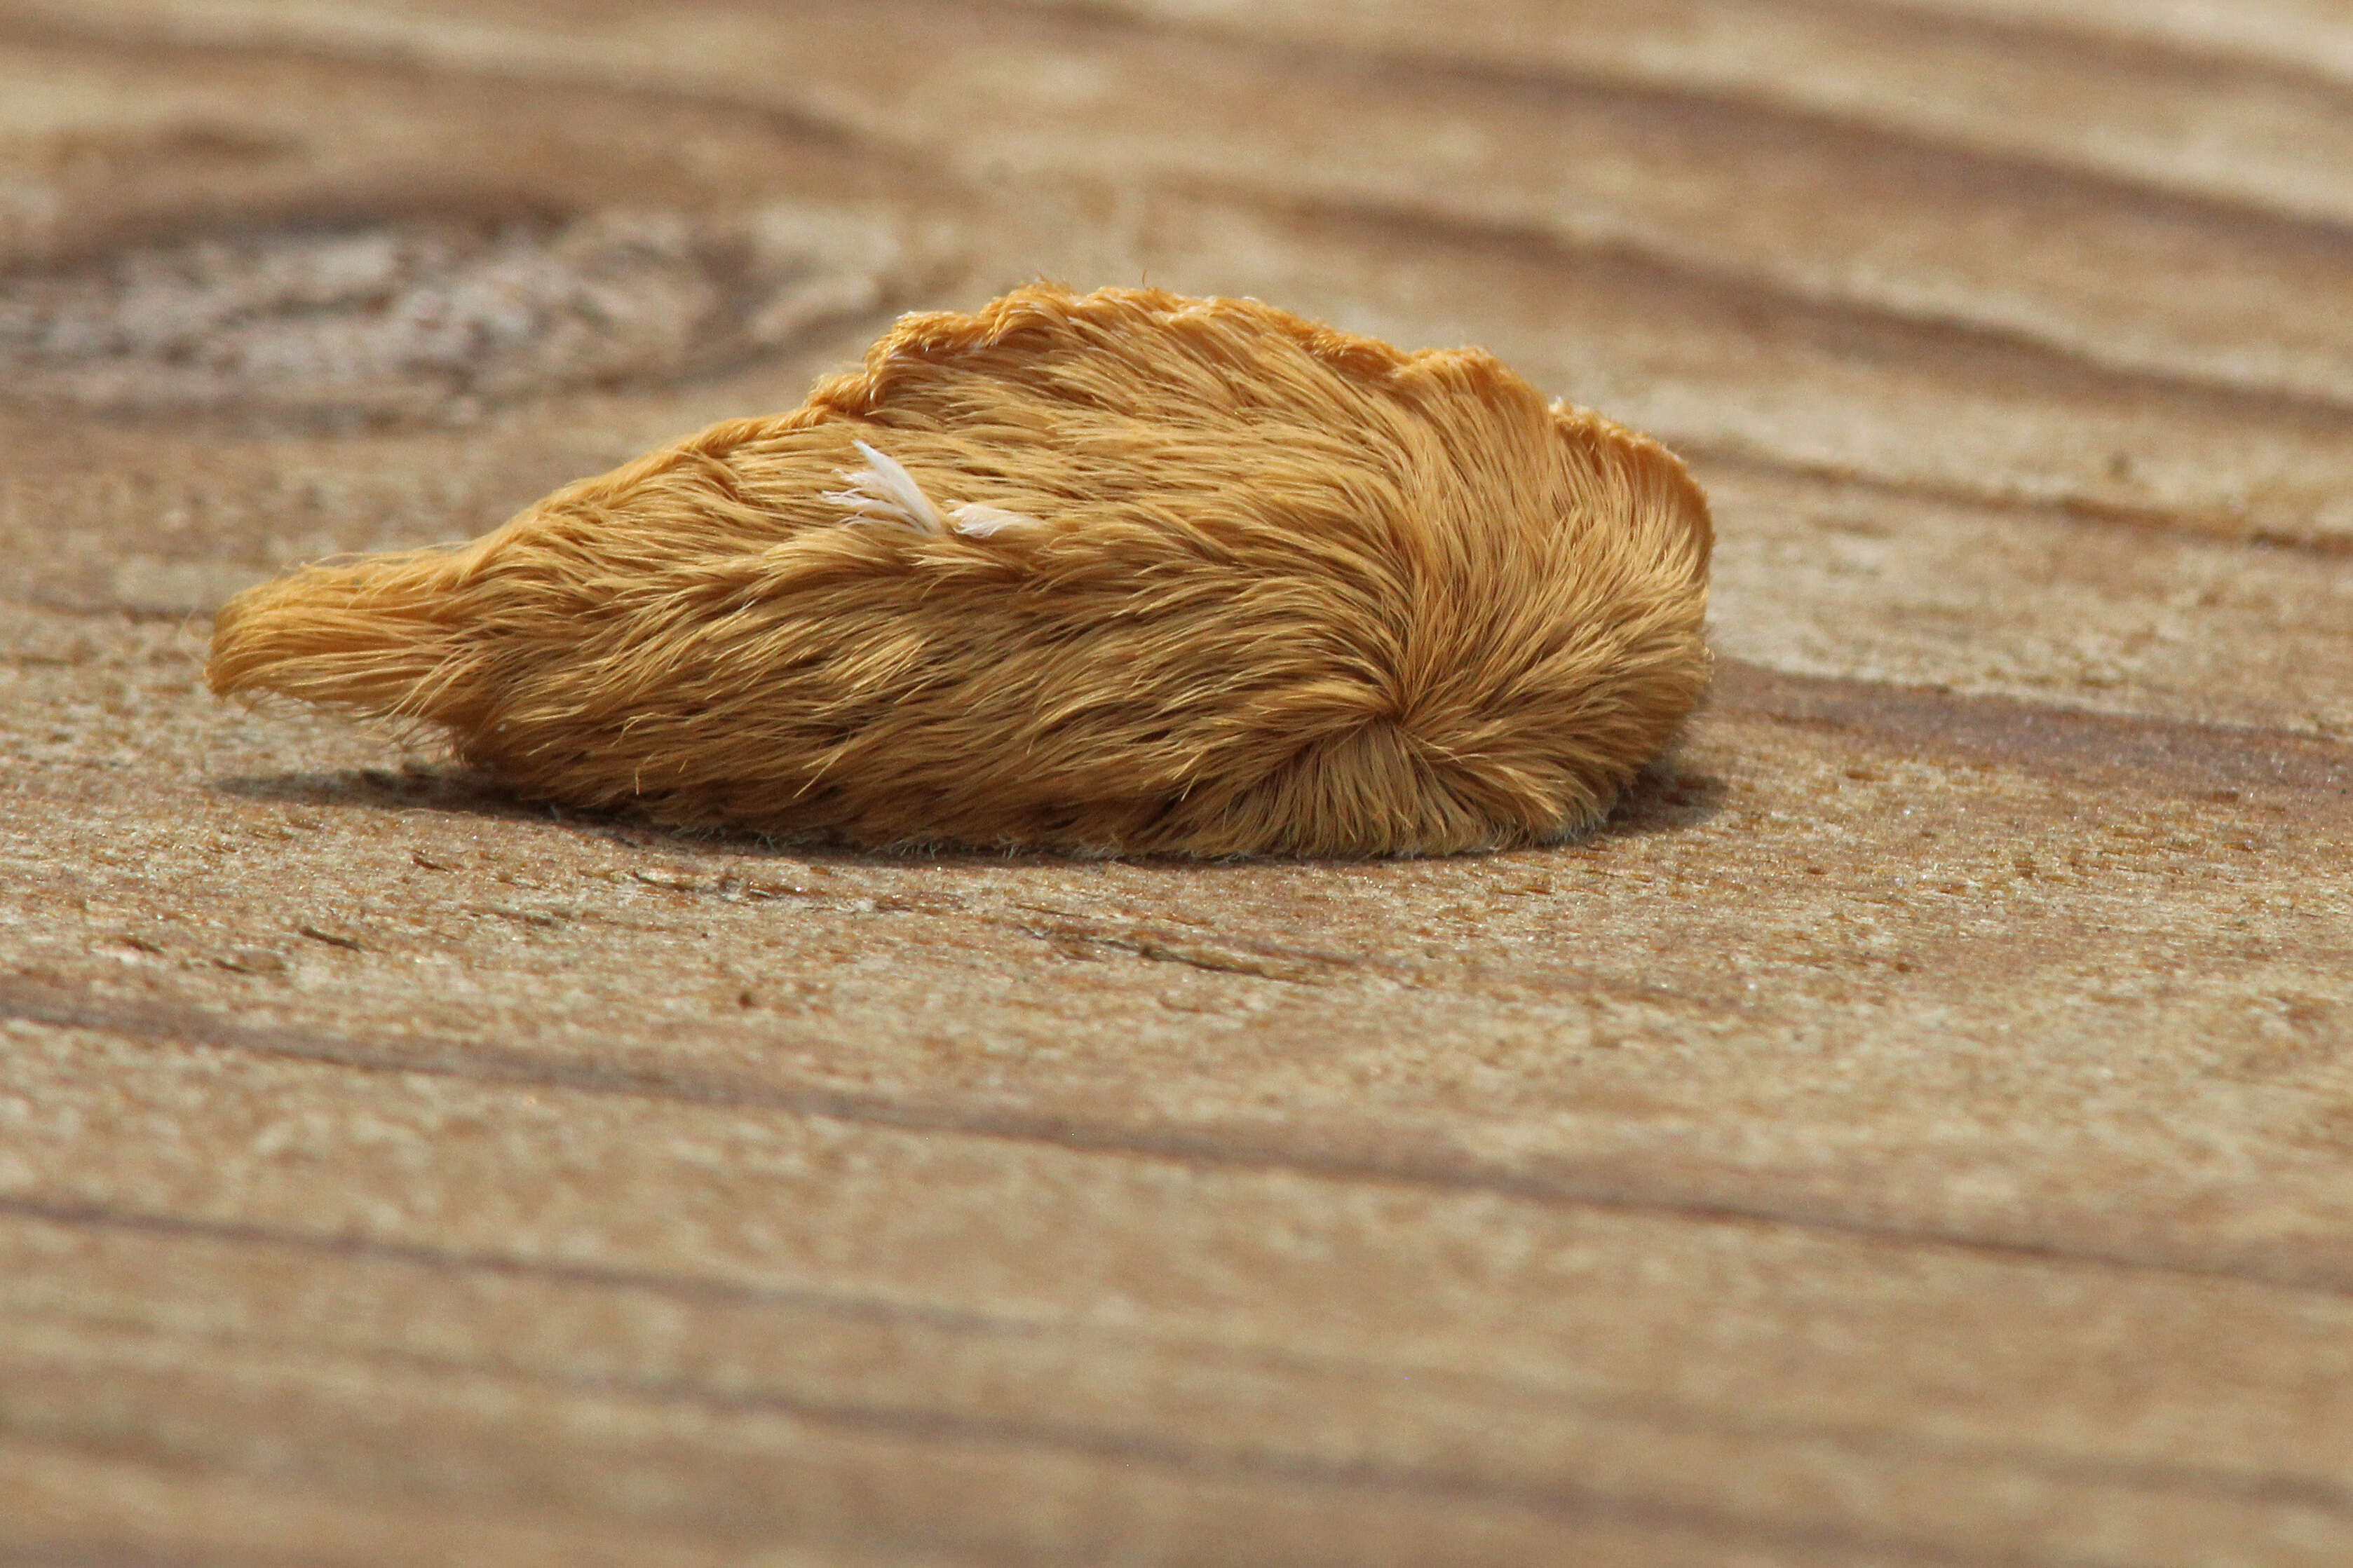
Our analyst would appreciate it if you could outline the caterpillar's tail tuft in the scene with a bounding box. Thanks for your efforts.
[205,547,486,728]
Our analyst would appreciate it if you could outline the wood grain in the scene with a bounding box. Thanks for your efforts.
[1,2,2349,1563]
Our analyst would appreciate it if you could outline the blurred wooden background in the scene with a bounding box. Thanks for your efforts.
[3,1,2351,1563]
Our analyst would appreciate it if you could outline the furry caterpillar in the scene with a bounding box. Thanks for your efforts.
[208,284,1713,857]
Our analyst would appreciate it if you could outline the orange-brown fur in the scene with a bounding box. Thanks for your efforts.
[208,284,1713,856]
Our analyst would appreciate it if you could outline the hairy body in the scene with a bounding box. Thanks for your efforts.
[208,284,1714,856]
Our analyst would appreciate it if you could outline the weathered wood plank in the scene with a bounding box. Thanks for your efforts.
[3,0,2349,1562]
[5,1039,2352,1568]
[1005,0,2353,228]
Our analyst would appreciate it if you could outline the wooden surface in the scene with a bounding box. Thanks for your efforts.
[4,2,2352,1563]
